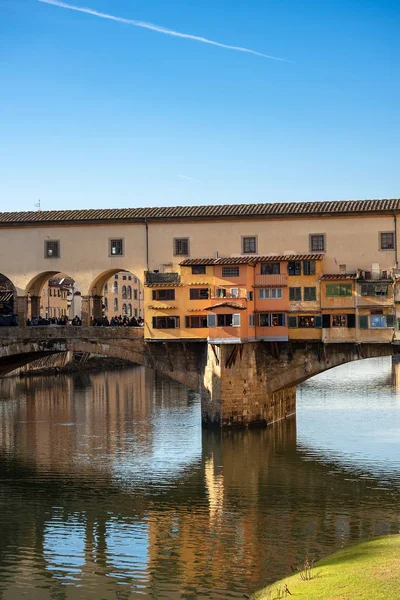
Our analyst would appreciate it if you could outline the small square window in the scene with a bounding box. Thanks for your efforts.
[110,239,124,256]
[242,236,257,254]
[380,232,395,250]
[174,238,189,256]
[44,240,60,258]
[192,265,206,275]
[309,234,326,252]
[222,266,240,277]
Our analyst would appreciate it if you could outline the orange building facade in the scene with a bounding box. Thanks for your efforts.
[144,254,397,345]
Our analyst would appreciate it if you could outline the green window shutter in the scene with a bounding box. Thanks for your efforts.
[386,314,394,328]
[359,315,368,329]
[288,316,297,328]
[340,284,352,296]
[310,261,316,275]
[304,287,316,301]
[289,287,301,301]
[326,284,338,297]
[397,318,400,331]
[315,315,322,328]
[361,284,368,296]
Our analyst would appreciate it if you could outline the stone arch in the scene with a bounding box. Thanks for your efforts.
[88,268,144,324]
[24,271,84,324]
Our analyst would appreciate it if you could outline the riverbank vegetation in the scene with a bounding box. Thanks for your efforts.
[251,535,400,600]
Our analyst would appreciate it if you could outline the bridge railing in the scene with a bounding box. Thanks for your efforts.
[0,326,144,343]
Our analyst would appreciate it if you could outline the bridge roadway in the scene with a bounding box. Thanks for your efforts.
[1,326,400,427]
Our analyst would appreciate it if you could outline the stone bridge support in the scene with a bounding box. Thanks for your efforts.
[201,342,296,428]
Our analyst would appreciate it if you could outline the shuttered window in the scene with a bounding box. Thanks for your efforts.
[289,287,301,301]
[326,283,352,297]
[303,261,316,275]
[207,314,217,327]
[359,315,368,329]
[304,287,316,301]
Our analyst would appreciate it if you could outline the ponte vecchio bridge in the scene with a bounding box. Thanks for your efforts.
[1,198,400,427]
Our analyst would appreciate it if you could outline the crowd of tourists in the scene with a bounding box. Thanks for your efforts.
[23,315,144,327]
[91,315,144,327]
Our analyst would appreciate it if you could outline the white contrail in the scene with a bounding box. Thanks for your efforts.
[178,174,200,183]
[38,0,288,62]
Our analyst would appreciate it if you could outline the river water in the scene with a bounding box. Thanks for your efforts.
[0,358,399,599]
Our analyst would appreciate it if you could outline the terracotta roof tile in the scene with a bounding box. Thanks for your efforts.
[180,254,324,266]
[1,199,400,225]
[204,302,247,311]
[320,274,357,280]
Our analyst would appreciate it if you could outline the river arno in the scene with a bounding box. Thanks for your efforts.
[0,358,399,599]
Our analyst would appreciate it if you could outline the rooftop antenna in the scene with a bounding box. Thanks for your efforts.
[34,199,41,211]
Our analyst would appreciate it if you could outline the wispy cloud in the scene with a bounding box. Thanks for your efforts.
[178,174,200,183]
[38,0,288,62]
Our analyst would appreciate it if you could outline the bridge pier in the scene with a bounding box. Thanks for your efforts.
[81,295,90,327]
[16,296,28,327]
[201,342,296,428]
[92,295,103,320]
[30,295,41,319]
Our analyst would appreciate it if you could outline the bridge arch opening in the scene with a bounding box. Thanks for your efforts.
[89,269,144,325]
[25,271,82,325]
[0,273,17,326]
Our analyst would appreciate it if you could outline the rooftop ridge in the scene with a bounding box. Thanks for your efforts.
[1,198,400,224]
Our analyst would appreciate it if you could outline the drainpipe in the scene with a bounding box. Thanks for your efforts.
[145,218,149,271]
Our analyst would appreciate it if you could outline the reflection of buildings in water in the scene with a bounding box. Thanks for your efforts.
[205,455,224,523]
[0,372,400,599]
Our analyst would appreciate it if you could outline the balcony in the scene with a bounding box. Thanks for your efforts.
[254,274,287,287]
[145,271,181,285]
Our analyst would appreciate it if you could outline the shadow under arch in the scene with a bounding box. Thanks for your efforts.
[0,272,18,325]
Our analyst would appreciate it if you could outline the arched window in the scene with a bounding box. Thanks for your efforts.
[104,282,108,293]
[113,281,118,294]
[128,304,132,317]
[122,285,127,299]
[127,286,132,299]
[134,277,137,284]
[114,298,118,312]
[104,297,108,310]
[122,303,127,316]
[134,289,138,300]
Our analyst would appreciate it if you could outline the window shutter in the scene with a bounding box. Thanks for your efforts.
[347,314,356,328]
[281,314,287,326]
[230,288,239,298]
[288,316,297,328]
[322,314,331,328]
[152,317,157,328]
[359,315,368,329]
[232,313,241,327]
[315,315,322,328]
[386,314,394,328]
[207,314,216,327]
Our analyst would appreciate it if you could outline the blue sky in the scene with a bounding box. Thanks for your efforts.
[1,0,399,212]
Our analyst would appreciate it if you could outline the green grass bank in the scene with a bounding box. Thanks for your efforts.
[251,535,400,600]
